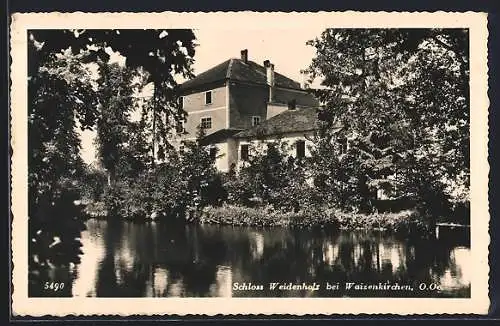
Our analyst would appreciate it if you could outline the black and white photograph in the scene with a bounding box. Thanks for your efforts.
[10,11,489,315]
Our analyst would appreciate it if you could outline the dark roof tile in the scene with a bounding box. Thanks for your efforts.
[199,128,245,145]
[180,58,302,92]
[179,59,231,91]
[234,107,320,138]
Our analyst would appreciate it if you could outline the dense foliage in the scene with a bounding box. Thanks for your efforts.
[225,140,319,212]
[95,126,226,221]
[94,62,139,184]
[28,29,197,292]
[28,53,97,277]
[303,28,469,218]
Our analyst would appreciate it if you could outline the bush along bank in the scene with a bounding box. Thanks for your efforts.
[81,200,108,219]
[76,134,463,236]
[199,204,431,236]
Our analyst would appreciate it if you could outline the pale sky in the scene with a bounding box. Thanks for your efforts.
[189,28,324,86]
[80,27,327,165]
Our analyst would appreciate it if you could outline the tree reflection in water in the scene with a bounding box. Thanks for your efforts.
[38,219,471,298]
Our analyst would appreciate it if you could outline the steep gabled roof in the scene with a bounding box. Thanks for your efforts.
[234,107,321,138]
[179,58,301,92]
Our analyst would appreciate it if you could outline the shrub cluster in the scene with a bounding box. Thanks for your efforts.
[200,204,426,235]
[95,139,226,222]
[83,136,464,235]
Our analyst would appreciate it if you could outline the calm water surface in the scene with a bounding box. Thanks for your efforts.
[38,219,471,297]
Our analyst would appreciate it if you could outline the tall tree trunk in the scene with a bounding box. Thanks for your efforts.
[107,167,116,186]
[152,82,157,167]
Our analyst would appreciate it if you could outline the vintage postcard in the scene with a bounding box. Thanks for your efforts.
[10,11,490,316]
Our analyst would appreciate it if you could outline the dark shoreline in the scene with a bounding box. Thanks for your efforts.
[81,201,432,235]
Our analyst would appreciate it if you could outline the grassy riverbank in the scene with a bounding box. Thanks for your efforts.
[200,204,430,235]
[82,200,431,236]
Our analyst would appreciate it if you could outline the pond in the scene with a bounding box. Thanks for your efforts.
[34,219,471,298]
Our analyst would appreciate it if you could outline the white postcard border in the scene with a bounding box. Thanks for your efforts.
[10,11,490,316]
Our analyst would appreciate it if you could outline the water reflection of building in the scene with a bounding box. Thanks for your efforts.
[322,242,338,266]
[145,266,184,297]
[69,221,471,298]
[439,247,471,292]
[168,278,184,297]
[378,243,405,274]
[209,265,233,297]
[151,267,169,297]
[72,222,107,297]
[322,233,408,275]
[250,232,265,260]
[114,245,135,285]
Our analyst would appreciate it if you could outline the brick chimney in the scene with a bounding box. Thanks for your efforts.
[301,72,310,89]
[240,49,248,63]
[264,60,275,101]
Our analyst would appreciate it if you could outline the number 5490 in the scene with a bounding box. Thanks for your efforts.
[44,282,65,291]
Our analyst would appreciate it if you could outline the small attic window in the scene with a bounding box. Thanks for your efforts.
[251,116,261,126]
[205,91,212,105]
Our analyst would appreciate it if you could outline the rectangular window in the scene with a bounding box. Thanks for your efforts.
[200,117,212,129]
[205,91,212,105]
[176,120,185,133]
[296,140,306,158]
[241,144,249,161]
[209,147,217,160]
[251,116,261,126]
[178,96,184,109]
[339,137,348,154]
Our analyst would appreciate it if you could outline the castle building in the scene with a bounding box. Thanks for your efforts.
[177,49,328,172]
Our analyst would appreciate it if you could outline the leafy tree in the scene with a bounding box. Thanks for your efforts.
[77,163,108,202]
[94,62,138,185]
[30,29,196,161]
[178,128,227,215]
[28,52,97,290]
[228,140,312,212]
[29,29,196,82]
[100,125,225,221]
[27,29,197,288]
[307,129,369,211]
[93,63,159,185]
[118,109,151,179]
[304,28,469,217]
